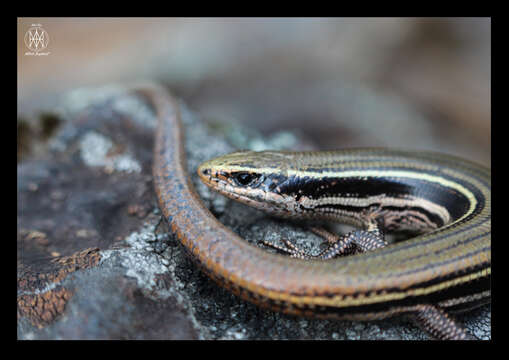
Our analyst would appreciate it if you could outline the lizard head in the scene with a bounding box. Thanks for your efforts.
[197,151,297,216]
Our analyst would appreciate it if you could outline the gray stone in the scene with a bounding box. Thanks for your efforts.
[17,84,490,340]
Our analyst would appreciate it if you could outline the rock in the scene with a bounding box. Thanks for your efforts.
[17,84,490,340]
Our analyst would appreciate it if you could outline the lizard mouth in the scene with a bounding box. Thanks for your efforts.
[198,166,259,206]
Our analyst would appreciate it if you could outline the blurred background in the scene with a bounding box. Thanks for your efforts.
[18,17,491,165]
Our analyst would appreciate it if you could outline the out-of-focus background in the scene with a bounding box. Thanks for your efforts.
[18,17,490,165]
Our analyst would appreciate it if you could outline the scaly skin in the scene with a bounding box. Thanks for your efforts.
[144,84,490,340]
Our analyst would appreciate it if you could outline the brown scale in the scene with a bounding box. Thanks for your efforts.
[145,83,490,340]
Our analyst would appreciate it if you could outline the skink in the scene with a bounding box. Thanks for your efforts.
[146,84,490,340]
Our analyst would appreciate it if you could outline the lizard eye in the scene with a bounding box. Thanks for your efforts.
[232,172,260,187]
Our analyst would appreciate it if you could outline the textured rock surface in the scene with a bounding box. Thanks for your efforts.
[17,84,490,340]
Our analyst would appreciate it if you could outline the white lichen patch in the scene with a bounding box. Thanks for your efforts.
[220,326,248,340]
[124,223,158,249]
[121,249,167,291]
[121,223,168,292]
[79,131,141,173]
[59,84,126,116]
[112,95,156,129]
[116,221,206,338]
